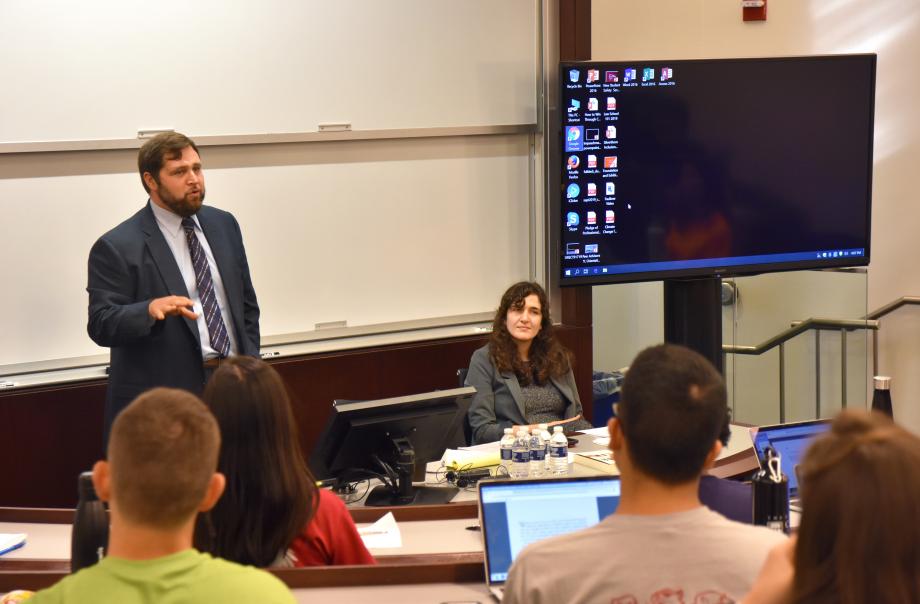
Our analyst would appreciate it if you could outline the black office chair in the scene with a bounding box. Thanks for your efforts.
[457,368,472,445]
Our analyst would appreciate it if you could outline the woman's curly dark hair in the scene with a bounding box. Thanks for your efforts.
[489,281,572,386]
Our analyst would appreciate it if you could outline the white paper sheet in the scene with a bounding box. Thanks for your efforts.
[358,512,402,549]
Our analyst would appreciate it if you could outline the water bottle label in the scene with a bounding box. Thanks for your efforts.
[512,450,529,463]
[530,449,546,461]
[501,448,512,461]
[550,446,567,457]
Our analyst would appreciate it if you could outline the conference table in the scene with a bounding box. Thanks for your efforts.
[0,426,761,601]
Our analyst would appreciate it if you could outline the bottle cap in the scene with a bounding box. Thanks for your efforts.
[77,471,99,501]
[538,423,548,430]
[553,426,563,432]
[504,427,513,434]
[874,375,892,390]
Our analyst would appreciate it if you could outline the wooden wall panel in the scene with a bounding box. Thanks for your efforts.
[0,327,591,508]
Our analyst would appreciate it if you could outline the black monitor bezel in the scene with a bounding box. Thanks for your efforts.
[556,54,876,287]
[308,386,475,481]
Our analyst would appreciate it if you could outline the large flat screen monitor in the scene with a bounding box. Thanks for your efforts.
[309,387,474,506]
[559,54,876,285]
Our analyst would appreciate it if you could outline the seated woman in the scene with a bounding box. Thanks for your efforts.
[195,356,375,567]
[743,410,920,604]
[466,281,592,444]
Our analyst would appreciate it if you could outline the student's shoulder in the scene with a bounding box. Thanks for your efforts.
[199,555,294,603]
[704,510,788,548]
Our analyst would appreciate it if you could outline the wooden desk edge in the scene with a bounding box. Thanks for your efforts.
[0,501,478,525]
[0,555,484,592]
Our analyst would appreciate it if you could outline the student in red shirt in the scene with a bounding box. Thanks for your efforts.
[194,357,375,567]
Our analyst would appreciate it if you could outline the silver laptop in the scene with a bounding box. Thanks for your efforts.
[478,475,621,601]
[751,419,830,509]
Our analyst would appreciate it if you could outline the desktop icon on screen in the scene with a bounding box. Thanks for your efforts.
[567,155,581,170]
[642,68,655,82]
[566,184,581,199]
[565,126,584,152]
[566,242,580,255]
[587,154,598,169]
[607,96,617,111]
[606,182,615,196]
[586,128,599,142]
[567,212,580,227]
[587,97,599,112]
[606,125,617,139]
[605,70,619,83]
[624,68,637,82]
[661,67,673,81]
[587,69,600,83]
[604,156,618,169]
[569,69,580,83]
[587,183,597,196]
[587,211,597,225]
[585,243,598,254]
[605,210,615,223]
[568,98,581,112]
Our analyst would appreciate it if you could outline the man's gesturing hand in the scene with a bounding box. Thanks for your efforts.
[148,296,199,321]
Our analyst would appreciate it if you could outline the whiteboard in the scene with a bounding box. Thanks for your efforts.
[0,1,541,372]
[0,0,538,144]
[0,135,533,368]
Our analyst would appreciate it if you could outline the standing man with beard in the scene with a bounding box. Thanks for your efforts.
[88,132,260,443]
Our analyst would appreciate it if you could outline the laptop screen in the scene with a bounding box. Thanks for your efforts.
[479,476,621,585]
[752,420,830,496]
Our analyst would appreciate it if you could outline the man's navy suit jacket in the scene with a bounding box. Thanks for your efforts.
[88,203,260,438]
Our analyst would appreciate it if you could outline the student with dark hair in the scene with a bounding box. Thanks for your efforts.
[195,356,374,567]
[466,281,591,444]
[744,410,920,604]
[504,344,786,604]
[30,388,293,603]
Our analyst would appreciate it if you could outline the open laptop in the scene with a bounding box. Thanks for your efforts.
[751,419,830,509]
[478,475,621,601]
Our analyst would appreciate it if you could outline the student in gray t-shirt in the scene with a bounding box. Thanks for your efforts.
[504,344,786,604]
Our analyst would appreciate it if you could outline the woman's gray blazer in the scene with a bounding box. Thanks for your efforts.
[464,344,583,444]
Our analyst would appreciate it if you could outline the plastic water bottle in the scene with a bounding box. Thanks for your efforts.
[499,428,515,474]
[511,429,530,479]
[71,471,109,572]
[538,423,552,472]
[550,426,569,476]
[529,429,545,477]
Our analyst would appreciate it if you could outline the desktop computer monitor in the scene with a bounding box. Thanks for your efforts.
[309,386,475,506]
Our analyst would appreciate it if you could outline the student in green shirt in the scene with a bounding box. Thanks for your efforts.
[31,387,294,604]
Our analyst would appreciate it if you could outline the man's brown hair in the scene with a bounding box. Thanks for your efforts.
[137,132,200,193]
[108,387,220,528]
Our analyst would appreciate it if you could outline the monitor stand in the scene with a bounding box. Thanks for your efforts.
[663,276,723,373]
[364,436,459,506]
[365,484,459,506]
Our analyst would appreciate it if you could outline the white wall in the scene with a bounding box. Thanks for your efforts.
[591,0,920,430]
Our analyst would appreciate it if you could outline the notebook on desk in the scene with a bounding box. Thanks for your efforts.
[478,475,621,601]
[751,419,830,507]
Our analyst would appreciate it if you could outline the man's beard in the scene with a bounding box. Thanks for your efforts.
[159,186,205,218]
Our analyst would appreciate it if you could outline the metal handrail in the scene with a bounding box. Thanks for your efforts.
[865,296,920,320]
[722,296,920,424]
[723,318,879,423]
[866,297,920,378]
[722,318,878,356]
